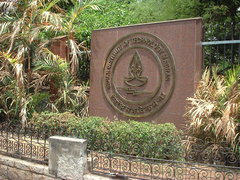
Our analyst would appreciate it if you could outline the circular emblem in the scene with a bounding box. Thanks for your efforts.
[102,32,175,117]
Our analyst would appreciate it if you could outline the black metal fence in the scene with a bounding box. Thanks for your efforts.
[88,151,240,180]
[0,121,240,179]
[185,139,240,167]
[0,123,49,164]
[88,138,240,179]
[203,22,240,69]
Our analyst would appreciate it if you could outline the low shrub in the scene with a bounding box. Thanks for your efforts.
[30,112,183,160]
[30,112,77,133]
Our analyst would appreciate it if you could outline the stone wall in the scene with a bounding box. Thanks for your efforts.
[0,155,117,180]
[0,155,58,180]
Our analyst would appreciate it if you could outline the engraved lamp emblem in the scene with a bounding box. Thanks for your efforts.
[124,51,148,87]
[121,50,150,96]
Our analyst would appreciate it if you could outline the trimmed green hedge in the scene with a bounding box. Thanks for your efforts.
[30,112,183,160]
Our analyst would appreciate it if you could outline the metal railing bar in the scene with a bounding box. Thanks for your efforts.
[0,123,49,164]
[202,40,240,45]
[87,150,240,170]
[87,150,240,180]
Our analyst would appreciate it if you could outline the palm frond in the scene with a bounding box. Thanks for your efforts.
[34,48,69,74]
[0,33,11,42]
[0,22,11,35]
[185,66,240,146]
[46,103,59,113]
[40,11,63,27]
[0,51,25,87]
[29,0,38,8]
[68,39,80,75]
[41,23,63,33]
[35,40,51,57]
[8,21,22,53]
[19,97,27,128]
[14,63,24,88]
[15,45,27,62]
[42,0,62,12]
[0,1,16,13]
[67,0,99,31]
[0,51,17,64]
[30,72,48,92]
[53,4,66,14]
[27,26,40,43]
[54,75,89,116]
[0,13,16,22]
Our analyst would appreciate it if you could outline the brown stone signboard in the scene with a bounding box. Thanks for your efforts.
[89,18,203,128]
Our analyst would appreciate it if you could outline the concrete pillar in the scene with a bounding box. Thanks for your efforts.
[48,136,88,180]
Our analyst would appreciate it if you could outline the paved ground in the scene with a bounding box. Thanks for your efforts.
[0,175,8,180]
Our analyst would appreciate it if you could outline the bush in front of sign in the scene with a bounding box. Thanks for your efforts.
[100,120,184,160]
[30,112,184,160]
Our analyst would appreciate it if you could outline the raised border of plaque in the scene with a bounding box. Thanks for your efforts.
[102,32,175,117]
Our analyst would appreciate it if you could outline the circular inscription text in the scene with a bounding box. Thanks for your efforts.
[102,32,175,117]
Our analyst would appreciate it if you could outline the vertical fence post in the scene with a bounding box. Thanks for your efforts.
[48,136,88,180]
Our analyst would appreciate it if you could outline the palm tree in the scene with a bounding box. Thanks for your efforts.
[185,66,240,151]
[0,0,97,125]
[0,0,98,76]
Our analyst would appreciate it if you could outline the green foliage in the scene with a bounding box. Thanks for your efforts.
[198,0,240,23]
[30,112,183,160]
[74,0,204,47]
[34,49,69,88]
[129,0,200,23]
[74,0,240,46]
[32,52,89,116]
[55,79,89,116]
[0,82,27,122]
[74,0,137,46]
[30,111,77,133]
[28,93,51,113]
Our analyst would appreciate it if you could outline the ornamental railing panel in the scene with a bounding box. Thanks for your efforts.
[88,150,240,180]
[0,123,49,164]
